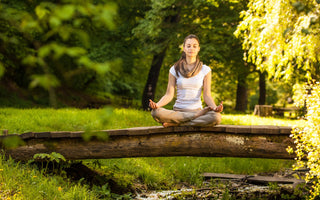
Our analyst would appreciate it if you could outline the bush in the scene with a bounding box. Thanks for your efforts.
[290,82,320,200]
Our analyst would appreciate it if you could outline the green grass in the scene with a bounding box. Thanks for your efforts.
[0,107,304,197]
[0,108,304,134]
[0,156,99,200]
[86,156,293,189]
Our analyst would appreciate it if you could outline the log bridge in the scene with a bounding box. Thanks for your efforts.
[0,125,295,161]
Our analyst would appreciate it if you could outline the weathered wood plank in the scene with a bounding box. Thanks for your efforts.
[0,125,295,160]
[202,173,305,184]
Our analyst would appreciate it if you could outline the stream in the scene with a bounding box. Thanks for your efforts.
[135,183,303,199]
[134,169,308,199]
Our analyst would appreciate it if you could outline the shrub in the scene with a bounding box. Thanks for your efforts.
[290,82,320,200]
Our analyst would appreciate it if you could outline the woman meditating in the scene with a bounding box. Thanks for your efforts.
[149,34,223,127]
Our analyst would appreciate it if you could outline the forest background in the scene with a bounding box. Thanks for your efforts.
[0,0,290,112]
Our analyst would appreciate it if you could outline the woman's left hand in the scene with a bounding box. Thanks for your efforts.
[214,101,223,112]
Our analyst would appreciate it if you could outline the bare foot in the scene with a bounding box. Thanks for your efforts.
[162,122,179,128]
[194,107,213,119]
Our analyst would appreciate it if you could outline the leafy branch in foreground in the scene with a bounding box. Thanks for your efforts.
[0,0,117,107]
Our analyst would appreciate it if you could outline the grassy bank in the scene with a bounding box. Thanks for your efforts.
[0,108,305,198]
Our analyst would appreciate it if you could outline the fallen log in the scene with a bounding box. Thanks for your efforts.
[0,125,296,160]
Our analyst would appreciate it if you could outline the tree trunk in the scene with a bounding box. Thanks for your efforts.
[235,75,248,112]
[141,49,167,110]
[258,71,266,105]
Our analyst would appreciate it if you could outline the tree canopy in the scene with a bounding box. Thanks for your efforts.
[235,0,320,81]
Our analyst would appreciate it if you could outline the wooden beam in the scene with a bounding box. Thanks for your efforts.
[0,125,296,161]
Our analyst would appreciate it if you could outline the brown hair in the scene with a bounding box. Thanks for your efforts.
[174,34,200,77]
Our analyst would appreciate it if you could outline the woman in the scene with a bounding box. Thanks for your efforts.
[149,34,223,127]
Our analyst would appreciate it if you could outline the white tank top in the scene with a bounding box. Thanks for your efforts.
[169,65,211,110]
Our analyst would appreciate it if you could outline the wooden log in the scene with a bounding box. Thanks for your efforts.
[1,125,296,161]
[254,105,273,117]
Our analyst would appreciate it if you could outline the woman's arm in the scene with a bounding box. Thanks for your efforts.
[203,71,223,112]
[149,73,176,109]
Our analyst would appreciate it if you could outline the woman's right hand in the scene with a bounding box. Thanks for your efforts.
[149,99,159,109]
[214,101,224,112]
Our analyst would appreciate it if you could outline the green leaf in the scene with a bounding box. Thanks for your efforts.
[38,45,51,58]
[49,16,61,28]
[74,30,90,48]
[91,62,110,74]
[51,43,66,59]
[22,55,38,66]
[58,26,71,41]
[65,47,87,57]
[78,56,92,67]
[35,5,49,19]
[30,74,60,89]
[55,5,75,20]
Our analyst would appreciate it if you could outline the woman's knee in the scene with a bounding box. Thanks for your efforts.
[151,108,164,118]
[208,111,222,125]
[151,108,167,123]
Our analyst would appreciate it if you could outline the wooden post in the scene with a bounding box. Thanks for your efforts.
[254,105,273,117]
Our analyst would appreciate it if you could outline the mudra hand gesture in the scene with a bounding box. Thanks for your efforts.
[149,99,158,110]
[212,101,223,113]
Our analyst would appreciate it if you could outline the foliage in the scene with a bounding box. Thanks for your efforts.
[32,152,67,174]
[236,0,320,198]
[0,0,117,106]
[87,0,151,99]
[289,82,320,200]
[235,0,320,82]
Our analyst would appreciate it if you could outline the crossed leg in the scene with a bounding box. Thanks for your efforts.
[151,107,220,127]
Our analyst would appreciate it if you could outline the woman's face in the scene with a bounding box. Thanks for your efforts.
[183,38,200,58]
